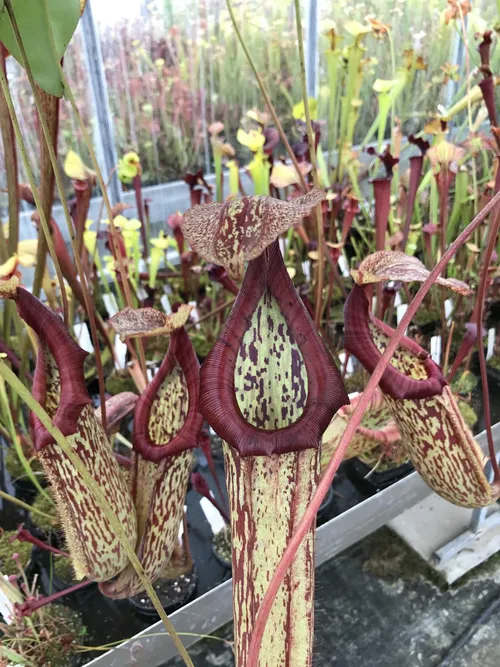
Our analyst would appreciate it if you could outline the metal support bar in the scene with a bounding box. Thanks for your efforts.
[305,0,318,99]
[80,0,122,205]
[470,454,500,534]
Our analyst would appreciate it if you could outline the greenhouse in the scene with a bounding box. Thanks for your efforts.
[0,1,499,666]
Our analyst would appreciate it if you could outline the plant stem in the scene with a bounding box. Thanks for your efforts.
[0,490,56,523]
[225,0,307,193]
[0,63,68,324]
[246,189,500,667]
[293,0,324,330]
[5,0,108,428]
[0,360,194,667]
[48,36,148,383]
[0,47,18,256]
[475,169,500,483]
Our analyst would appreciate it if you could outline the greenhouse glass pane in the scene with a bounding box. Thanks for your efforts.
[0,24,94,216]
[93,0,306,186]
[315,0,498,145]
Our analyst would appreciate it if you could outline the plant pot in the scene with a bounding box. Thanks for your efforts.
[316,484,335,525]
[12,478,39,504]
[344,457,414,496]
[211,525,232,570]
[128,565,198,617]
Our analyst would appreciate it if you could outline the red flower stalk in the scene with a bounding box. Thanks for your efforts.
[199,239,348,665]
[18,580,93,617]
[191,472,230,524]
[11,525,69,558]
[344,282,499,507]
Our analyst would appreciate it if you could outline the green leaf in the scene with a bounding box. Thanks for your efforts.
[0,0,80,97]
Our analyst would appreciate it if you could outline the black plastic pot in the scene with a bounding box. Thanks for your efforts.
[316,483,336,525]
[12,478,39,504]
[128,565,198,617]
[344,457,414,496]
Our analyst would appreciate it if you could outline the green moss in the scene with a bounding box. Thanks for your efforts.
[105,369,137,395]
[343,368,368,394]
[3,603,86,667]
[362,527,445,589]
[191,334,213,359]
[488,353,500,371]
[31,490,60,534]
[54,556,77,583]
[5,446,43,481]
[457,400,478,428]
[413,308,440,326]
[0,530,32,575]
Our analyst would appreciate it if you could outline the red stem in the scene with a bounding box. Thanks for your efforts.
[12,526,69,557]
[476,162,500,483]
[246,188,500,667]
[372,178,391,318]
[19,580,93,616]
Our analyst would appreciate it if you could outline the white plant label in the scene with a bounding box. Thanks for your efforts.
[430,335,442,366]
[161,293,172,315]
[199,497,226,535]
[338,254,350,278]
[487,328,495,360]
[188,301,200,330]
[102,293,119,318]
[396,304,408,335]
[73,322,94,354]
[445,299,453,324]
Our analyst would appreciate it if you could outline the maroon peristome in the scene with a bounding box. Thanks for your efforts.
[133,327,203,460]
[13,287,91,451]
[199,240,348,457]
[344,284,447,400]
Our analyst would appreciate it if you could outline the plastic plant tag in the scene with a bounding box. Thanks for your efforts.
[487,328,495,360]
[338,254,350,278]
[73,322,94,354]
[430,335,442,365]
[200,496,226,535]
[102,293,119,317]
